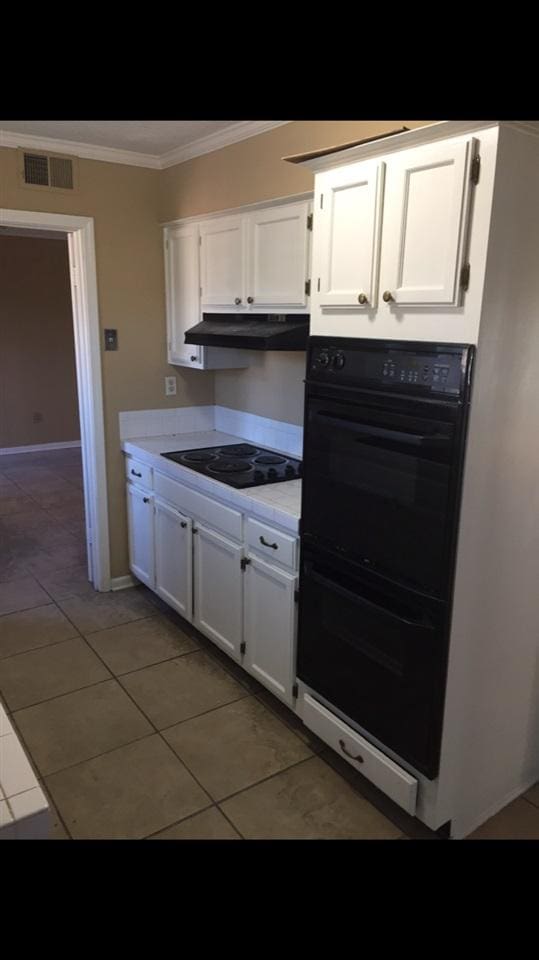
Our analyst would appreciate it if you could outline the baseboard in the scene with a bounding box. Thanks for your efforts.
[110,574,136,591]
[0,441,81,456]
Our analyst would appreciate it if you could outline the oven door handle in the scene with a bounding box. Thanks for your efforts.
[310,569,433,630]
[315,411,450,447]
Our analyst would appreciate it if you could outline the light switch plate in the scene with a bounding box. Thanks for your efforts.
[165,376,177,396]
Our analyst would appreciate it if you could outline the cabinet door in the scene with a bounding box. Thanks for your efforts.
[199,215,246,308]
[164,225,202,367]
[247,202,310,307]
[193,523,243,660]
[380,138,477,306]
[244,555,298,706]
[126,484,154,588]
[314,159,385,310]
[154,499,193,622]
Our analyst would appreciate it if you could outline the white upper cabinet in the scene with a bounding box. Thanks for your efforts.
[313,160,384,309]
[199,215,246,308]
[247,201,310,308]
[164,224,201,366]
[380,138,477,306]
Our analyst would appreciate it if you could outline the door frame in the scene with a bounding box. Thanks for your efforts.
[0,208,111,591]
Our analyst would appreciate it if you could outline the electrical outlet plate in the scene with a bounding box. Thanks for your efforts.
[165,376,177,396]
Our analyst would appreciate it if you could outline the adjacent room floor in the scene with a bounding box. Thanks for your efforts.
[1,448,538,840]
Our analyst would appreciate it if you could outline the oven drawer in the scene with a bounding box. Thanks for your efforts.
[125,457,153,490]
[302,693,418,815]
[154,471,243,541]
[246,518,298,569]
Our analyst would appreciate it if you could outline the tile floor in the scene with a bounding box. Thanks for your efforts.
[1,449,538,840]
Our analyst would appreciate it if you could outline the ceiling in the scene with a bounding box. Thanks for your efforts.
[0,120,289,169]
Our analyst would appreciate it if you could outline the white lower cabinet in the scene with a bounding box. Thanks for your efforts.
[243,554,298,706]
[154,499,193,621]
[126,483,154,588]
[193,522,244,662]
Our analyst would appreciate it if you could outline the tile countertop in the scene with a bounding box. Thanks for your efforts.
[122,431,302,535]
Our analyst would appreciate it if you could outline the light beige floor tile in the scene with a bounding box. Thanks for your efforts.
[46,735,210,840]
[151,807,241,840]
[33,565,96,602]
[13,679,153,775]
[221,756,403,839]
[0,636,111,710]
[0,603,79,659]
[86,616,199,675]
[467,798,539,839]
[57,588,156,633]
[0,575,50,616]
[163,696,312,800]
[120,650,247,729]
[524,783,539,808]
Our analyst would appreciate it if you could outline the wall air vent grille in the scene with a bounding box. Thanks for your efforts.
[49,156,74,189]
[23,153,49,185]
[19,149,77,191]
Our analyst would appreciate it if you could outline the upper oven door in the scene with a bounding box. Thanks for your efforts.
[301,388,459,598]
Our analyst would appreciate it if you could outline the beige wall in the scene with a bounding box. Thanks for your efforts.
[0,147,214,578]
[160,120,433,424]
[0,235,80,447]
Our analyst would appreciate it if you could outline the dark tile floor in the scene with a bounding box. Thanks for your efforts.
[1,449,538,840]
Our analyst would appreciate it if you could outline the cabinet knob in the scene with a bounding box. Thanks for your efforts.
[190,355,197,362]
[247,296,254,304]
[382,290,395,303]
[357,293,368,305]
[234,297,242,305]
[180,521,187,529]
[143,497,150,504]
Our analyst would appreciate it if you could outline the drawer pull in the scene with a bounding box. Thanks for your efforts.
[259,536,278,550]
[339,739,364,764]
[131,469,142,477]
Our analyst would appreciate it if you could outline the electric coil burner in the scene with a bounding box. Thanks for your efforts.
[161,443,302,488]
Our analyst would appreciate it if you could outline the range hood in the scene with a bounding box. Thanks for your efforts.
[184,313,309,351]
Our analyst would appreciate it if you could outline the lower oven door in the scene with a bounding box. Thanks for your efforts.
[297,550,448,778]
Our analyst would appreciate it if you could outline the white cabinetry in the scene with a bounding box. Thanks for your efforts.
[126,484,154,588]
[243,554,298,706]
[164,195,313,370]
[193,522,244,662]
[154,499,192,620]
[307,126,494,344]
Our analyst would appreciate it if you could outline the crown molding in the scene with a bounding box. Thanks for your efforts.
[0,121,292,170]
[159,121,291,167]
[0,129,162,168]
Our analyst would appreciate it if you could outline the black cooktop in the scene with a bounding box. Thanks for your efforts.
[161,443,302,489]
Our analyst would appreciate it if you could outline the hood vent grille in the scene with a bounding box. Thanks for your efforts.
[19,149,77,191]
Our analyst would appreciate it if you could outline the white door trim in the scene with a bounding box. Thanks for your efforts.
[0,208,111,591]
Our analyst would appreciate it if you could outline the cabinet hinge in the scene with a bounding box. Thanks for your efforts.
[294,589,299,603]
[470,154,481,185]
[240,556,250,571]
[199,235,202,245]
[320,193,324,210]
[305,279,311,297]
[317,278,321,293]
[292,683,299,699]
[307,212,313,231]
[240,641,246,655]
[199,286,202,297]
[460,263,471,291]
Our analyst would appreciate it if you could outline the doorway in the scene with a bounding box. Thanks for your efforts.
[0,209,110,590]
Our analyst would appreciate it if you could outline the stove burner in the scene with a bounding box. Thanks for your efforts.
[182,451,218,463]
[208,459,254,474]
[254,454,286,465]
[218,444,259,457]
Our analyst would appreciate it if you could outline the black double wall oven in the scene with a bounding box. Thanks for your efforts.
[297,337,475,779]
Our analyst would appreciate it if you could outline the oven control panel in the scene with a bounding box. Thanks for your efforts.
[309,341,470,396]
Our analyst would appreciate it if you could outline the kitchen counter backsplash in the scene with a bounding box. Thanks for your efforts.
[119,405,303,459]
